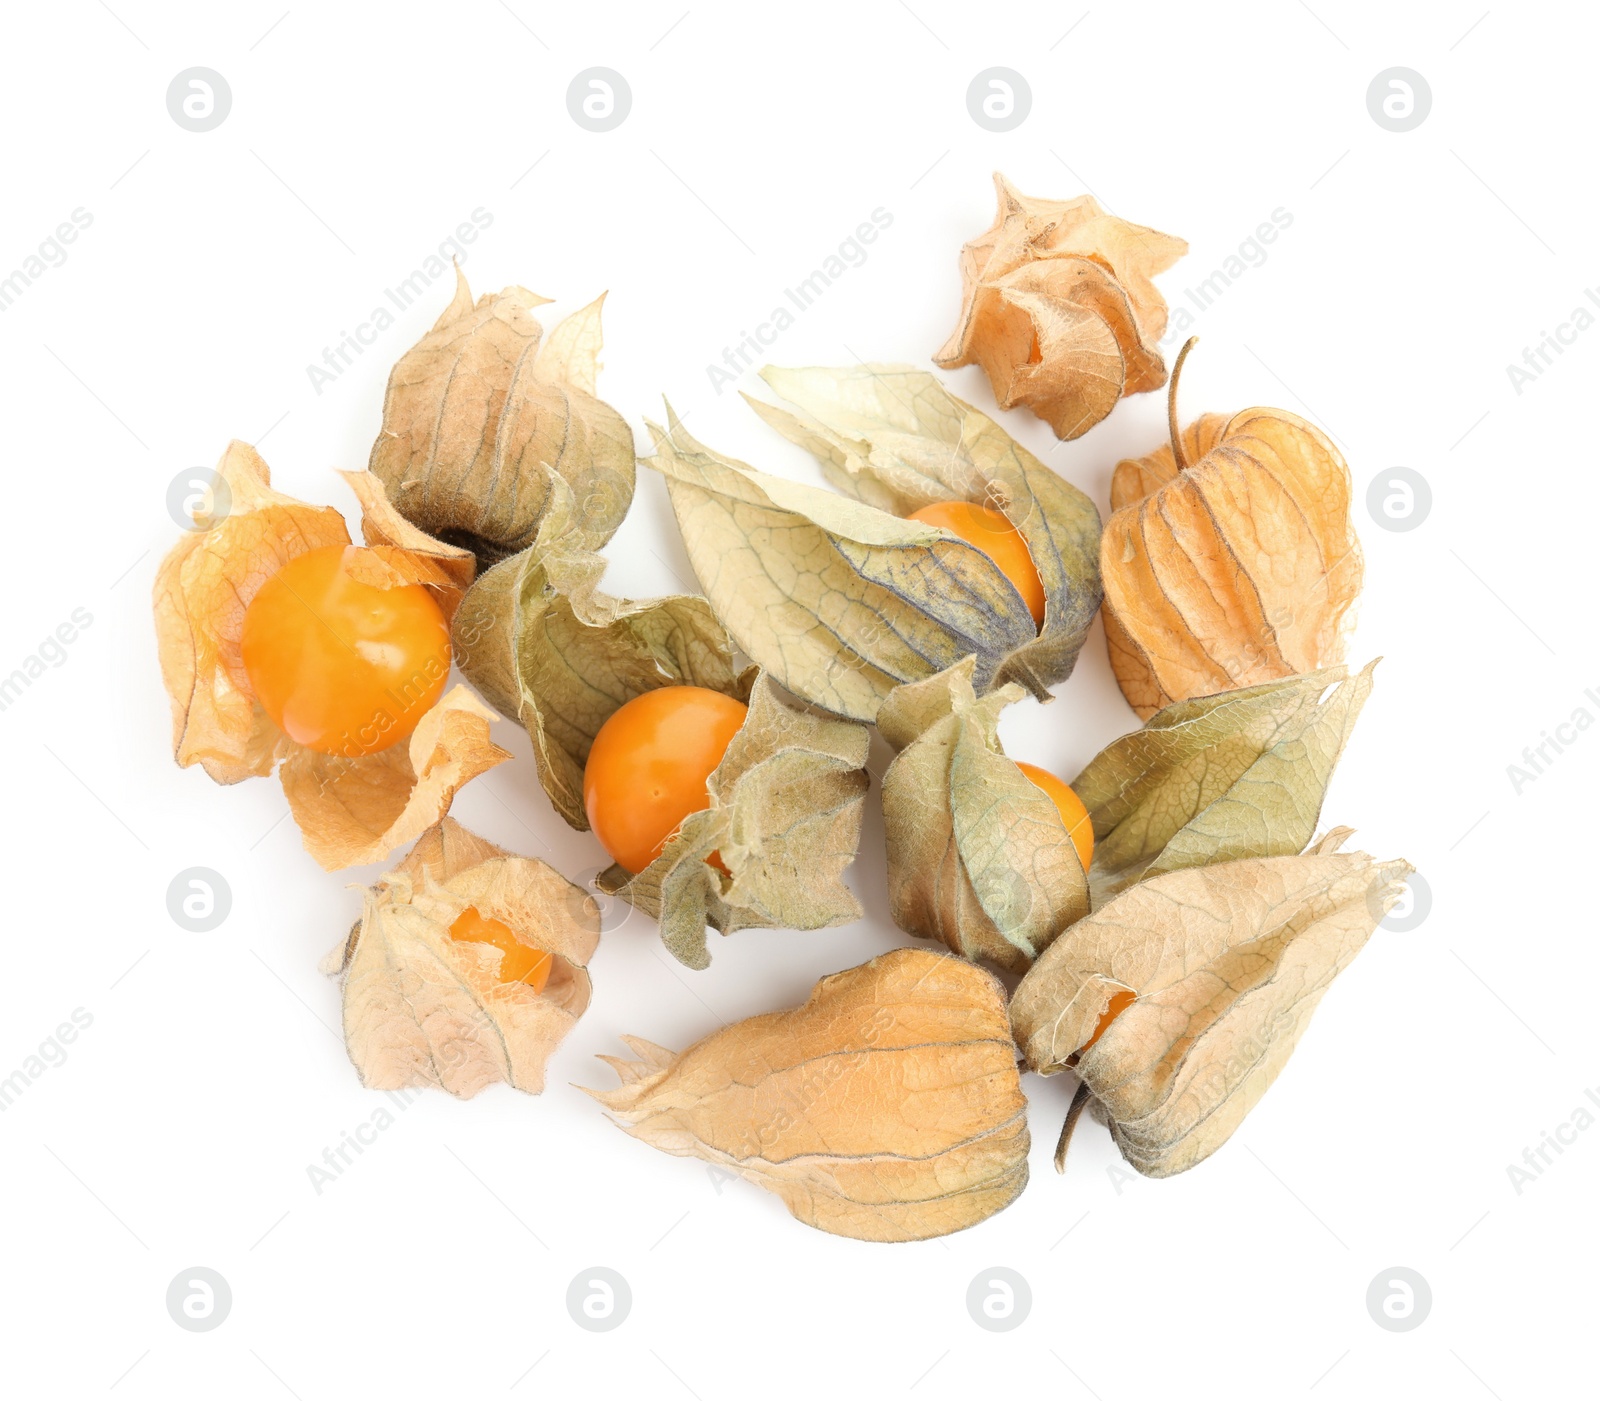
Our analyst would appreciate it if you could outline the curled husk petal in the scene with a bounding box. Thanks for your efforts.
[879,658,1088,973]
[646,397,1097,724]
[1102,373,1364,718]
[934,173,1186,439]
[336,818,598,1098]
[1075,662,1377,904]
[1009,830,1412,1177]
[589,948,1029,1242]
[596,674,870,969]
[368,269,636,569]
[451,476,743,829]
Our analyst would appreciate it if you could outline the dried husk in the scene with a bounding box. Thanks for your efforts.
[1009,830,1412,1177]
[646,404,1095,724]
[1102,341,1364,718]
[368,268,636,570]
[879,658,1088,973]
[746,361,1101,680]
[935,173,1187,439]
[153,442,509,869]
[590,947,1029,1242]
[451,475,743,830]
[596,674,870,969]
[1075,662,1377,904]
[335,818,598,1097]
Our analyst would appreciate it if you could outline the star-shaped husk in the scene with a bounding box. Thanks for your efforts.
[450,475,745,831]
[368,268,636,571]
[153,441,509,870]
[588,948,1029,1242]
[595,673,871,969]
[1102,339,1365,718]
[646,386,1099,724]
[328,818,598,1098]
[1074,662,1377,905]
[935,173,1187,439]
[878,658,1088,973]
[1009,830,1412,1178]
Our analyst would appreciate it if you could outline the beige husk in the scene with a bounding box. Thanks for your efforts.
[595,674,870,969]
[335,818,599,1097]
[589,948,1029,1241]
[878,658,1088,972]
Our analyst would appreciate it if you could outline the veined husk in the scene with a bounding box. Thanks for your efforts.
[935,173,1187,439]
[646,396,1099,724]
[1009,830,1412,1178]
[596,674,870,970]
[369,269,635,570]
[1102,342,1364,719]
[590,947,1029,1242]
[330,818,598,1097]
[1075,662,1377,905]
[153,441,509,870]
[451,475,744,831]
[879,658,1088,973]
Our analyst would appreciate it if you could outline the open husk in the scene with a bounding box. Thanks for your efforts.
[935,174,1186,439]
[1009,830,1411,1178]
[596,674,870,969]
[451,475,743,830]
[590,948,1029,1241]
[879,658,1088,972]
[1102,340,1364,718]
[646,399,1098,724]
[332,818,598,1097]
[153,441,509,870]
[369,269,635,570]
[1074,662,1377,904]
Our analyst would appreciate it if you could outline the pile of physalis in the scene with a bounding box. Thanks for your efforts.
[153,176,1411,1245]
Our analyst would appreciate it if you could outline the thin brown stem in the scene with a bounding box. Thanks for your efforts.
[1167,336,1198,472]
[1054,1080,1093,1174]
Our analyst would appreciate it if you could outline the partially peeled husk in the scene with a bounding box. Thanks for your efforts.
[330,818,598,1097]
[369,268,635,570]
[589,947,1029,1241]
[153,441,509,870]
[879,657,1088,973]
[646,388,1100,724]
[1009,830,1412,1178]
[451,475,744,831]
[596,673,871,969]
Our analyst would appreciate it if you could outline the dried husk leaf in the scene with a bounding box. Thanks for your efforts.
[339,818,598,1097]
[281,686,511,871]
[646,406,1088,723]
[1075,662,1377,904]
[935,174,1187,439]
[589,947,1029,1242]
[1102,345,1365,718]
[153,440,350,783]
[368,268,636,569]
[746,362,1101,680]
[1010,830,1412,1177]
[451,475,743,830]
[879,658,1088,973]
[596,674,870,969]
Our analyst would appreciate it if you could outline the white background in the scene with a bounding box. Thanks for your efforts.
[1,2,1592,1397]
